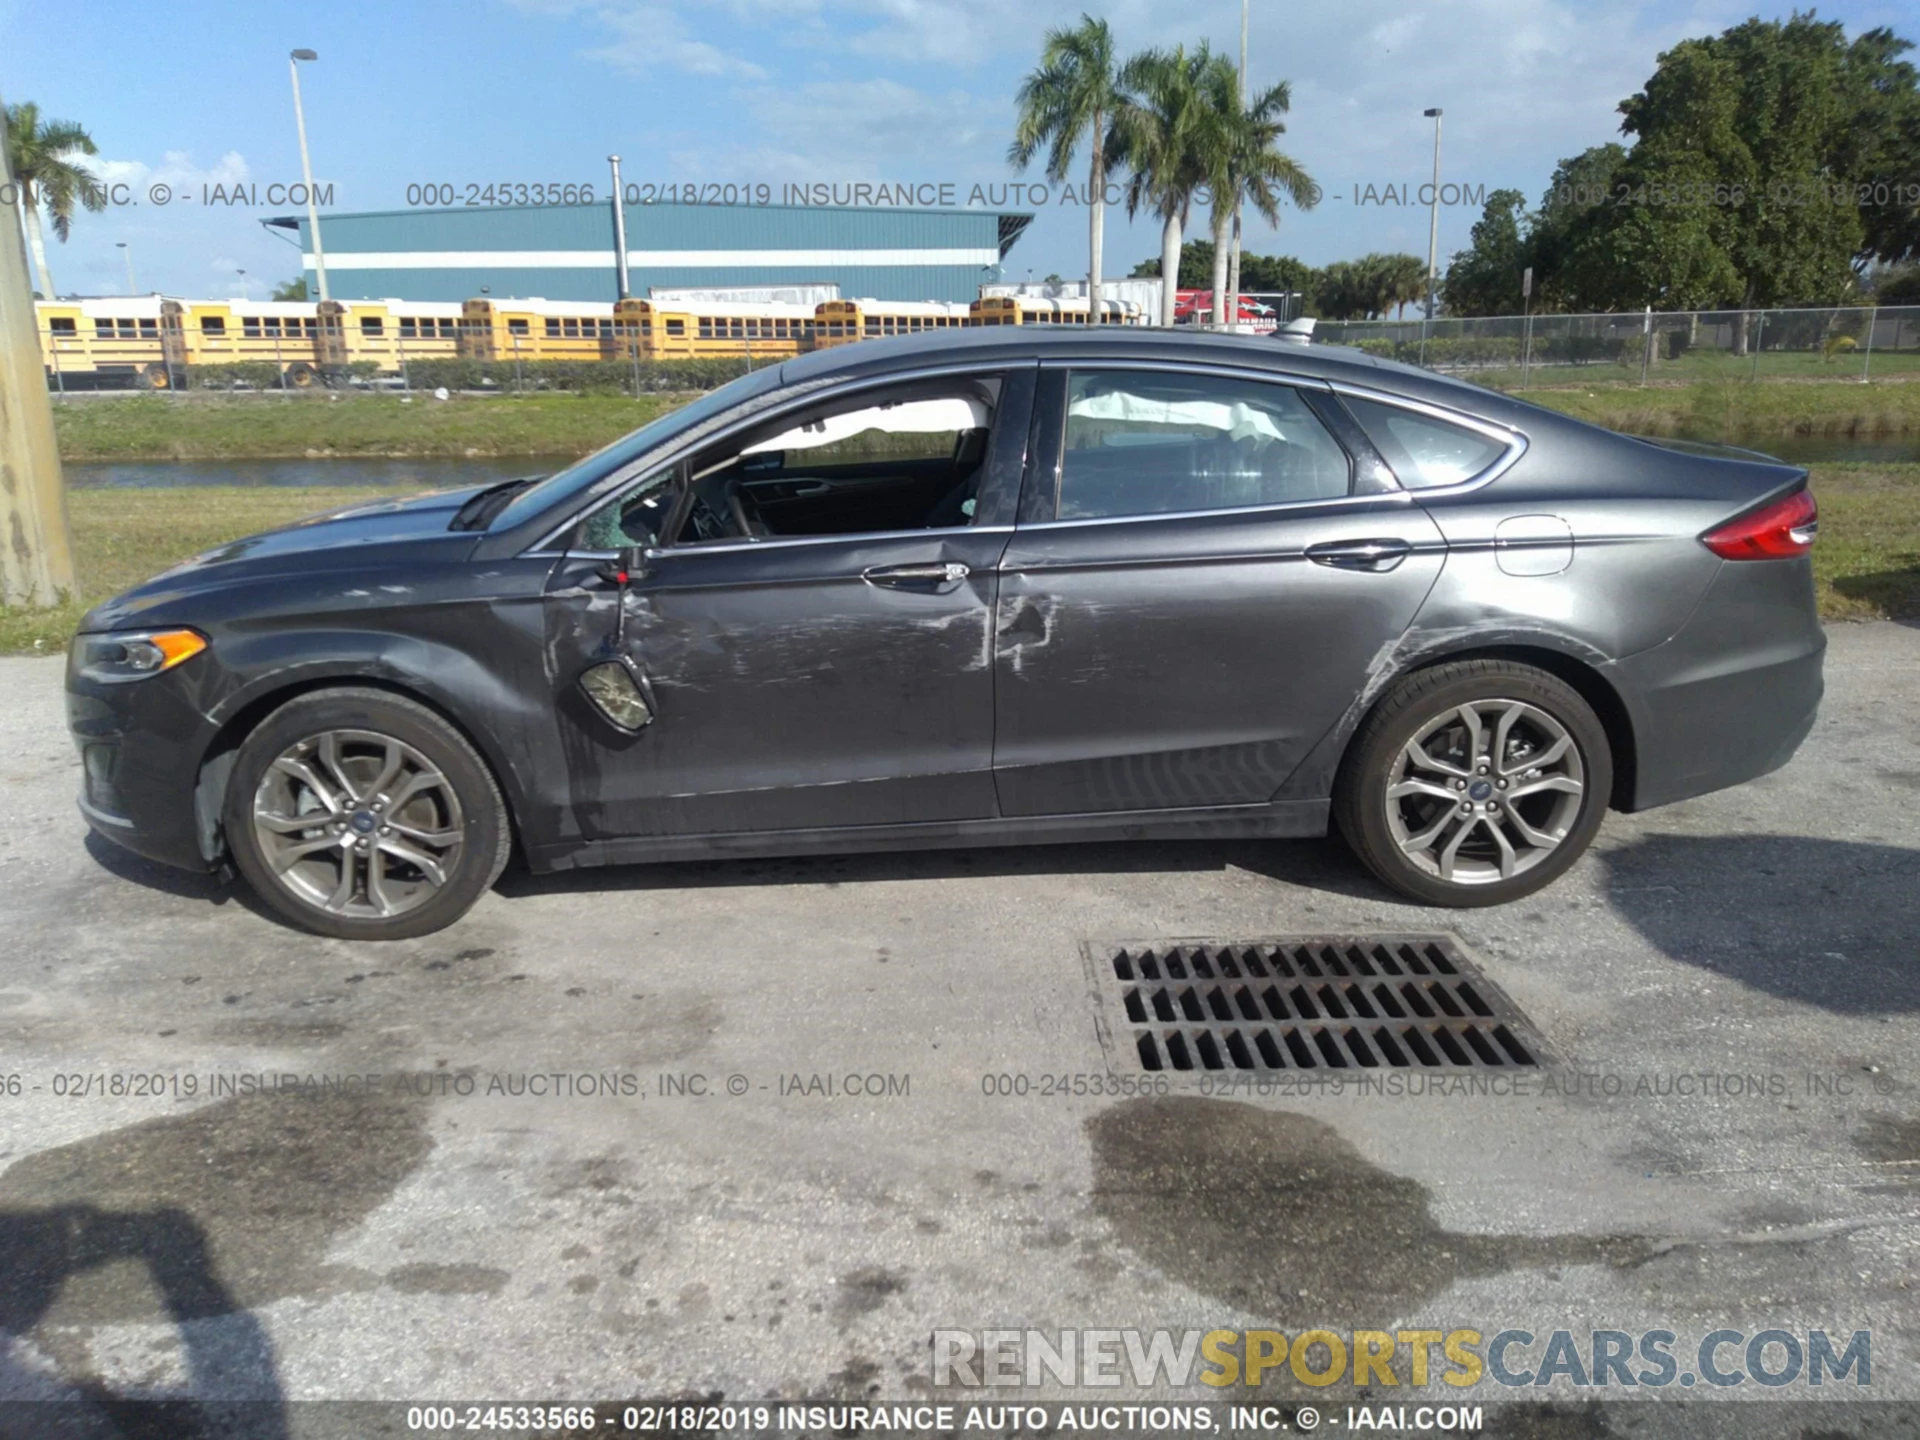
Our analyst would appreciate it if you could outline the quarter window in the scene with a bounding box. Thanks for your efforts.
[1340,396,1510,489]
[1057,371,1352,520]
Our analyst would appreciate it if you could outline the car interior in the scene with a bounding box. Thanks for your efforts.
[671,378,1003,543]
[1058,373,1354,519]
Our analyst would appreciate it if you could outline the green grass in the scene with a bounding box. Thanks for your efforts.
[1808,463,1920,620]
[1456,348,1920,392]
[1516,379,1920,437]
[52,391,694,462]
[0,487,408,656]
[47,373,1920,468]
[4,464,1914,657]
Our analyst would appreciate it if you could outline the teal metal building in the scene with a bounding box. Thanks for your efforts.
[263,202,1032,304]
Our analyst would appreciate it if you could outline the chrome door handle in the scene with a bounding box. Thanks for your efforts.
[1305,538,1413,572]
[862,562,971,587]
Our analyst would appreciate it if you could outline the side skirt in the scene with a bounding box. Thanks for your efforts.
[527,799,1331,873]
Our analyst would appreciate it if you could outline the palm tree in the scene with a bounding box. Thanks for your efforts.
[1373,253,1428,318]
[1113,44,1221,326]
[1009,16,1127,324]
[1200,60,1317,326]
[4,102,103,299]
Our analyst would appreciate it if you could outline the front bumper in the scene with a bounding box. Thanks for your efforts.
[1608,557,1825,812]
[66,654,221,873]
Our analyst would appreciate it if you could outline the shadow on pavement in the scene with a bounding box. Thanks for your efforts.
[494,833,1390,904]
[81,832,229,905]
[1602,832,1920,1013]
[0,1205,285,1440]
[79,834,302,936]
[0,1087,439,1438]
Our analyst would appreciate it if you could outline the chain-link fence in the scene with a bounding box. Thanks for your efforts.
[35,300,1920,393]
[1315,305,1920,387]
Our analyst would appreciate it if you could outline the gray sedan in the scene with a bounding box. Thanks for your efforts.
[68,327,1823,938]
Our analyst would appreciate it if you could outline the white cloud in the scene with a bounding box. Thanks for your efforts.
[92,149,253,194]
[503,0,1758,270]
[580,3,769,77]
[737,78,995,173]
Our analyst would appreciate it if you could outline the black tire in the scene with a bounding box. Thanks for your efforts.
[224,688,510,939]
[1334,660,1612,908]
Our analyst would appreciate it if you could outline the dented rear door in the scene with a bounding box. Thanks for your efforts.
[990,365,1447,817]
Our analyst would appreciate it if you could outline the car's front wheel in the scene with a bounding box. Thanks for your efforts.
[1335,660,1612,907]
[224,688,510,939]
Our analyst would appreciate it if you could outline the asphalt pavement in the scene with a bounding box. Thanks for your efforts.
[0,624,1915,1438]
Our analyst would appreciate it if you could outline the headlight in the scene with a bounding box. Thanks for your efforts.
[73,628,208,683]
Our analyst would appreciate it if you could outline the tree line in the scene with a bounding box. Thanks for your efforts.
[1441,15,1920,319]
[1130,240,1436,321]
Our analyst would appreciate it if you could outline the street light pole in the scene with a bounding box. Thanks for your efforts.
[289,49,329,302]
[1420,106,1442,366]
[608,155,630,300]
[1422,107,1443,320]
[1228,0,1248,331]
[116,241,136,295]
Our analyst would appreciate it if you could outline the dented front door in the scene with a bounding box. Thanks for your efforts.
[543,530,1006,839]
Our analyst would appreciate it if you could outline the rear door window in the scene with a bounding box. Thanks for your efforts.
[1057,371,1352,520]
[1340,395,1510,489]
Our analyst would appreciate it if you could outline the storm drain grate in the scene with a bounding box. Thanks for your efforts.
[1096,936,1549,1073]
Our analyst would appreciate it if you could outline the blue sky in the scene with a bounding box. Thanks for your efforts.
[3,0,1913,299]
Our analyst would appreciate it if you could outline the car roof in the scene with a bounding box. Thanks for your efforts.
[773,323,1520,418]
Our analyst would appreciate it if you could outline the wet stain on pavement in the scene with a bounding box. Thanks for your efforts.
[833,1265,906,1322]
[1086,1097,1651,1320]
[205,1016,350,1047]
[1852,1113,1920,1174]
[385,1262,510,1296]
[0,1087,435,1329]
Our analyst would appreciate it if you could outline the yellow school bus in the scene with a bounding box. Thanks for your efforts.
[38,297,175,388]
[332,299,462,373]
[459,298,621,362]
[970,295,1144,326]
[39,297,468,386]
[812,299,973,347]
[163,299,348,385]
[614,297,817,360]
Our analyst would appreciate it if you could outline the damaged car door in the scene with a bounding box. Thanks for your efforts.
[540,369,1034,844]
[991,366,1448,816]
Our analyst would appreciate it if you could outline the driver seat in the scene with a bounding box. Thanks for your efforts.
[924,428,991,528]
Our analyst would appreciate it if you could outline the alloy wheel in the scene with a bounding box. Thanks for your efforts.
[250,728,465,919]
[1383,699,1585,885]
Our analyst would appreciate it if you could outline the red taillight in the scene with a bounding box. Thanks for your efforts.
[1701,488,1818,560]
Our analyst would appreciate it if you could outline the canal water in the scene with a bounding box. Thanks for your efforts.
[60,435,1917,491]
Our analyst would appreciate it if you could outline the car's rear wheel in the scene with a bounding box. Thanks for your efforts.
[1335,660,1611,907]
[224,688,509,939]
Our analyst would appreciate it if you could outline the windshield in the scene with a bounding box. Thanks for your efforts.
[487,364,789,534]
